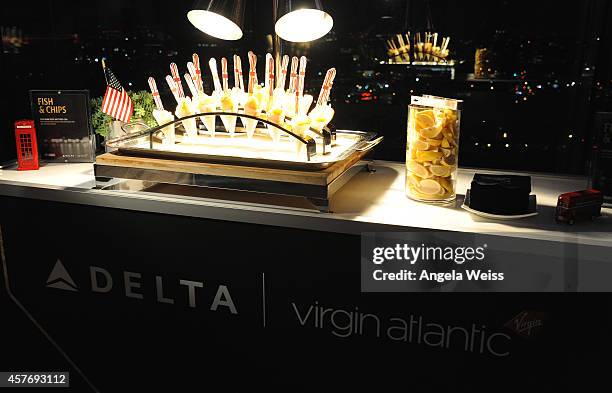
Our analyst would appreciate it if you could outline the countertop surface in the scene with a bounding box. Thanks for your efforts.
[0,161,610,246]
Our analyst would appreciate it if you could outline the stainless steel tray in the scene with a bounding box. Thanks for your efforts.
[103,112,382,171]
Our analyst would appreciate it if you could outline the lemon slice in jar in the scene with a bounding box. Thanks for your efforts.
[418,179,443,195]
[419,123,443,138]
[430,165,451,177]
[407,160,431,178]
[413,140,429,151]
[427,138,443,147]
[438,177,454,193]
[416,150,443,162]
[407,174,422,188]
[415,110,435,130]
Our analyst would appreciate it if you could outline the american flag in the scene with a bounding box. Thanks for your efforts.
[101,65,133,123]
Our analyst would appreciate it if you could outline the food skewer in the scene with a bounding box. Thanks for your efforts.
[442,37,450,52]
[324,68,336,103]
[316,68,334,106]
[231,55,247,118]
[187,62,197,86]
[269,54,288,143]
[170,63,185,98]
[221,57,229,92]
[165,75,180,104]
[264,53,270,88]
[184,73,199,99]
[288,56,311,152]
[397,34,406,51]
[265,53,275,97]
[148,77,164,111]
[236,55,244,91]
[175,95,197,139]
[247,51,257,94]
[218,57,237,135]
[242,51,261,138]
[308,67,336,146]
[288,56,298,93]
[187,63,204,95]
[277,55,289,90]
[208,58,223,93]
[192,54,203,93]
[170,66,197,138]
[248,51,259,88]
[264,54,278,141]
[233,54,241,90]
[149,77,175,145]
[296,56,309,114]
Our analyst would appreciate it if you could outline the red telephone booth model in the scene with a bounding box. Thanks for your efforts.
[14,120,40,171]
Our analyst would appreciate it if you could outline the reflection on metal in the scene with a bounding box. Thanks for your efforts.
[94,161,371,213]
[385,31,454,66]
[474,48,496,79]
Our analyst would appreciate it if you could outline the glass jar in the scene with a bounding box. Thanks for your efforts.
[406,95,462,205]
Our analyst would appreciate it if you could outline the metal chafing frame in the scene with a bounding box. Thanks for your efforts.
[93,161,373,213]
[104,111,338,160]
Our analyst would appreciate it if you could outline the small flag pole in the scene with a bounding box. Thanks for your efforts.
[101,58,109,84]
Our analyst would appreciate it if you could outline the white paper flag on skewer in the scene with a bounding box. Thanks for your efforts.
[298,56,307,97]
[221,57,229,91]
[165,75,180,104]
[324,68,336,103]
[235,55,244,91]
[148,77,164,110]
[264,53,272,90]
[266,54,275,97]
[187,62,201,94]
[247,51,258,94]
[233,54,241,90]
[184,73,199,99]
[170,63,185,98]
[294,56,307,115]
[288,56,298,93]
[209,58,223,93]
[277,55,289,90]
[317,68,336,106]
[192,53,204,93]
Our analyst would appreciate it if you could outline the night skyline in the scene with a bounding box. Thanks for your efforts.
[2,0,611,174]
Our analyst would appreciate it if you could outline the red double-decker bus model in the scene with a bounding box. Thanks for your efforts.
[555,189,603,225]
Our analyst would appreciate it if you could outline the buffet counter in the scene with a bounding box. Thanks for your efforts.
[1,161,610,246]
[2,160,611,391]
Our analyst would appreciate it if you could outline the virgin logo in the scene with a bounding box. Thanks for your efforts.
[505,311,545,338]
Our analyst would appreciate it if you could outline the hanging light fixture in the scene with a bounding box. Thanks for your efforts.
[275,0,333,42]
[187,0,246,41]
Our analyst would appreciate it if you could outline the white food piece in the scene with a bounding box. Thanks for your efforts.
[153,109,175,145]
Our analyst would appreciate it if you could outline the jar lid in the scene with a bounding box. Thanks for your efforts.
[411,95,463,111]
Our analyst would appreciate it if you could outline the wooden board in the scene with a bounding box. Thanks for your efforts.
[95,148,370,186]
